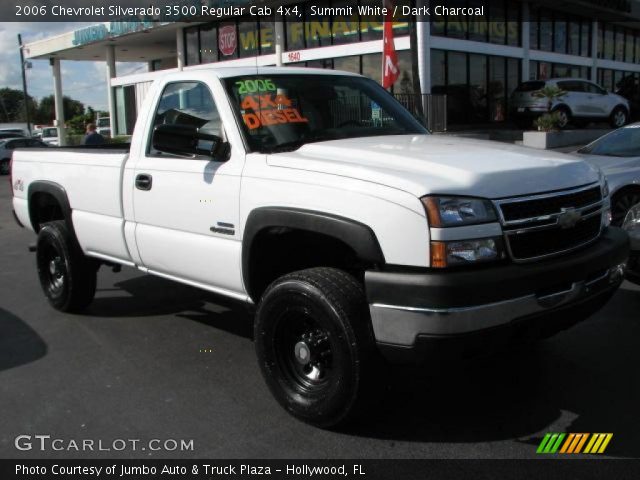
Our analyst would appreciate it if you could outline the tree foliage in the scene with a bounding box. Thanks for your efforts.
[0,88,38,123]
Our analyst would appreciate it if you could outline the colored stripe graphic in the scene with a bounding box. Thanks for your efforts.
[537,433,565,453]
[537,433,613,454]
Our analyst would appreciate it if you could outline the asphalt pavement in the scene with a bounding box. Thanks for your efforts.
[1,180,639,459]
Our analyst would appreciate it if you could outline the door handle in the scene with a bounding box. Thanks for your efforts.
[135,174,152,191]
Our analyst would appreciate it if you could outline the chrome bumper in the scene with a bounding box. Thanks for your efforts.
[370,264,625,346]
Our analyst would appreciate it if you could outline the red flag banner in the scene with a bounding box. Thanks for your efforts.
[382,0,399,89]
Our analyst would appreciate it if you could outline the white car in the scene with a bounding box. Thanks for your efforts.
[512,78,630,129]
[10,67,629,427]
[40,126,59,146]
[576,123,640,225]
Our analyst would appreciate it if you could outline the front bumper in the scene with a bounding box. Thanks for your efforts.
[366,227,629,362]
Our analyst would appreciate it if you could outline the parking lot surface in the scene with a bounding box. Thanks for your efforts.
[1,181,639,459]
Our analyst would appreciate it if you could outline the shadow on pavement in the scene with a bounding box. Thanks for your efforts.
[0,308,47,372]
[88,274,253,339]
[347,288,640,457]
[84,272,640,457]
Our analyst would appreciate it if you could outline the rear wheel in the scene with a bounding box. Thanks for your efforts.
[0,158,9,175]
[36,220,97,312]
[553,106,571,129]
[254,267,377,428]
[610,106,628,128]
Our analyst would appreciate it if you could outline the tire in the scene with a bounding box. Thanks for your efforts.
[611,189,640,226]
[254,267,377,428]
[36,220,97,312]
[0,158,9,175]
[552,106,571,129]
[610,106,628,128]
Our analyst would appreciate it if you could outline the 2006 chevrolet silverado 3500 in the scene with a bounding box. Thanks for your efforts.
[11,68,629,427]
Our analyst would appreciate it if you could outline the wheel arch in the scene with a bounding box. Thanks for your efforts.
[27,181,72,233]
[242,207,385,302]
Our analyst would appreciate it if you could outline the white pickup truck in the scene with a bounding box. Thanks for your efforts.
[11,67,629,427]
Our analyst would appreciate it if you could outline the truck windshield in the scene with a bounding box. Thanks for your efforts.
[223,74,427,153]
[97,118,110,127]
[43,128,57,137]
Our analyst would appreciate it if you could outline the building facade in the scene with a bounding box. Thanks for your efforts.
[23,0,640,140]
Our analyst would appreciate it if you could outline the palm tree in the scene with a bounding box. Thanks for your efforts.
[532,85,568,130]
[532,85,566,112]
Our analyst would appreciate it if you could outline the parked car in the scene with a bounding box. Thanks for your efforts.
[0,131,26,140]
[96,116,111,137]
[576,123,640,225]
[622,202,640,284]
[511,78,630,129]
[11,67,629,427]
[40,127,59,146]
[0,137,47,175]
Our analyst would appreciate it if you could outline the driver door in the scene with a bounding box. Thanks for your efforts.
[132,81,246,298]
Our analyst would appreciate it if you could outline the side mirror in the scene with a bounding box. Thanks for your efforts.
[152,124,229,161]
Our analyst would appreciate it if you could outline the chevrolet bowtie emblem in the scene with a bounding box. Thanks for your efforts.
[558,207,581,229]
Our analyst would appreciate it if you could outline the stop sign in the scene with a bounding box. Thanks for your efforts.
[219,24,237,56]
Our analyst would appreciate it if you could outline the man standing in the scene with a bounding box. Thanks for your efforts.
[82,123,105,145]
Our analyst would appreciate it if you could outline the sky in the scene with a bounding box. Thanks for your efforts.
[0,22,146,113]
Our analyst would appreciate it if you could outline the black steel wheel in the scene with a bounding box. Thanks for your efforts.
[255,267,377,428]
[36,220,97,312]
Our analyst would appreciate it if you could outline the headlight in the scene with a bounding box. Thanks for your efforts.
[430,237,506,268]
[422,196,497,227]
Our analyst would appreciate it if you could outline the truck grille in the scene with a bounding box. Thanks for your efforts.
[495,185,604,262]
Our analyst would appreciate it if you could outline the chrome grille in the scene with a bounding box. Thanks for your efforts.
[495,184,604,262]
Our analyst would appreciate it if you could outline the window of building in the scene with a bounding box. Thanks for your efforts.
[238,19,259,58]
[361,53,382,84]
[625,29,635,62]
[604,25,614,60]
[614,27,625,61]
[554,16,567,53]
[568,21,580,55]
[334,55,360,75]
[331,0,360,46]
[115,85,136,136]
[539,11,552,51]
[581,20,591,57]
[260,17,275,54]
[200,24,218,64]
[185,26,199,66]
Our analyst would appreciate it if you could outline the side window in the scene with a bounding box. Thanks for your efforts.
[585,82,606,95]
[148,81,222,157]
[557,81,583,92]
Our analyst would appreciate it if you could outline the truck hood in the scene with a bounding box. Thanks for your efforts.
[267,135,601,198]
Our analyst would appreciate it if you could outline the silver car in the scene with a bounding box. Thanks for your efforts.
[512,78,630,129]
[0,137,48,175]
[575,123,640,225]
[622,202,640,285]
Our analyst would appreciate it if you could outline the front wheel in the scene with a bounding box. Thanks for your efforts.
[36,220,97,312]
[553,106,571,129]
[254,267,377,428]
[610,107,628,128]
